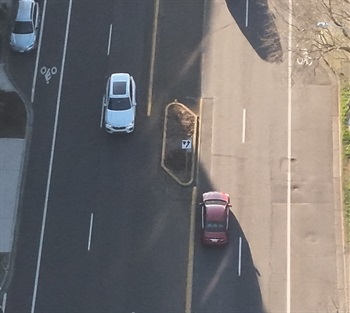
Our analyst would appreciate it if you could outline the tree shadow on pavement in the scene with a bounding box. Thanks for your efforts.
[225,0,283,63]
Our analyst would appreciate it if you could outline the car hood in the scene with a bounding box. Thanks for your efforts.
[105,108,134,127]
[11,33,35,51]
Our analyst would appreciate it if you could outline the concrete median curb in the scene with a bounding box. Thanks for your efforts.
[161,100,198,186]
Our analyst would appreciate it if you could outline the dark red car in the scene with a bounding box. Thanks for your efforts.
[200,191,231,245]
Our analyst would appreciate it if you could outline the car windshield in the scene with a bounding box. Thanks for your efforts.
[205,221,226,232]
[205,199,227,206]
[13,21,33,34]
[108,98,131,111]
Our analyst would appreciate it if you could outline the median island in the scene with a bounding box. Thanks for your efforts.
[161,100,197,186]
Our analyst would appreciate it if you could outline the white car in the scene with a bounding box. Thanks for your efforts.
[10,0,39,52]
[103,73,137,134]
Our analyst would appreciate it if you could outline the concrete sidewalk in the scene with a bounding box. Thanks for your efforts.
[0,0,27,297]
[0,138,24,253]
[0,60,26,293]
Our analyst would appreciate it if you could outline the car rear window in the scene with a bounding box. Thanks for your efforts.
[13,21,33,34]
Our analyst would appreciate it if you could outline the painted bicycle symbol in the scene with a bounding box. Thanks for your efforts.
[40,66,57,84]
[296,49,313,67]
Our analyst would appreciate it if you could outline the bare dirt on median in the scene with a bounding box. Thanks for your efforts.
[162,101,197,185]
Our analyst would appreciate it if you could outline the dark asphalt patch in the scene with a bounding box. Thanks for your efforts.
[0,91,26,138]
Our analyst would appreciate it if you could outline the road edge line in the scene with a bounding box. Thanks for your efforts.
[286,0,293,311]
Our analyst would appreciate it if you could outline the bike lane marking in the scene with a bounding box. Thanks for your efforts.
[39,66,57,84]
[31,0,73,312]
[31,0,48,102]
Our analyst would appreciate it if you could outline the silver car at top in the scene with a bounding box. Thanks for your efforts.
[10,0,39,52]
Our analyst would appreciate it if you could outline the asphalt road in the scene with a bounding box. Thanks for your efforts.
[4,0,347,312]
[5,0,202,312]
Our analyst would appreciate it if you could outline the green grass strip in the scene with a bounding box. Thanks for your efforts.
[341,86,350,242]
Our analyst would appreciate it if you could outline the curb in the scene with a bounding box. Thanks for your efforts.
[161,100,198,186]
[0,2,35,291]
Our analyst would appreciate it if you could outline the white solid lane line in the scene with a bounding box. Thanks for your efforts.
[242,108,246,143]
[238,236,242,276]
[100,96,105,128]
[87,213,94,251]
[287,0,293,311]
[107,24,112,56]
[245,0,249,27]
[2,293,7,312]
[31,0,73,312]
[31,0,48,102]
[147,0,160,116]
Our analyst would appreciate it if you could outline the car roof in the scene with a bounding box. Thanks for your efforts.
[110,73,131,97]
[205,205,227,221]
[16,0,34,21]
